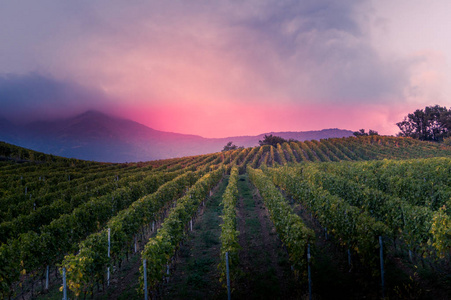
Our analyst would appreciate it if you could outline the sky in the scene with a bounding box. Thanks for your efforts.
[1,0,450,138]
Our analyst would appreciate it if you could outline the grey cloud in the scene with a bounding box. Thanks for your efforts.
[0,73,113,123]
[220,0,412,102]
[0,1,414,108]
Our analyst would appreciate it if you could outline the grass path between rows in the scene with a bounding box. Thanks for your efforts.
[233,174,299,299]
[161,176,229,299]
[161,174,301,300]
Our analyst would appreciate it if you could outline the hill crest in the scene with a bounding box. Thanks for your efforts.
[0,110,353,162]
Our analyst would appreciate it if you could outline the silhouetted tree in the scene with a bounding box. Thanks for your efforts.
[222,141,238,151]
[397,105,451,141]
[353,129,379,136]
[258,134,287,147]
[353,129,367,136]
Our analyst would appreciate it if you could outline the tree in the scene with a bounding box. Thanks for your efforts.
[222,141,238,151]
[353,129,379,136]
[258,134,287,147]
[353,129,367,136]
[397,105,451,142]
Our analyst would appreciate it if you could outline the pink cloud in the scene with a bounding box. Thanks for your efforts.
[115,101,406,138]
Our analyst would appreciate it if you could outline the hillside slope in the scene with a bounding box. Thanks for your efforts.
[1,135,450,300]
[0,111,353,162]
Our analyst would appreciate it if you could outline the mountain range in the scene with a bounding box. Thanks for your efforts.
[0,111,353,162]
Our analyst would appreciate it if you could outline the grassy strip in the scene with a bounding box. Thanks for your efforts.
[162,173,229,299]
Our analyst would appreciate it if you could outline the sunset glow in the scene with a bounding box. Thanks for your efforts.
[1,1,451,137]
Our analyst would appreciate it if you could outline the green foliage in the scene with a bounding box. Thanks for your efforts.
[430,206,451,258]
[238,147,259,174]
[289,141,307,162]
[305,140,330,162]
[282,142,297,163]
[267,165,389,273]
[397,105,451,141]
[258,134,288,147]
[140,167,224,294]
[228,147,250,171]
[304,163,435,253]
[249,146,265,169]
[312,158,451,257]
[222,142,238,152]
[0,242,20,299]
[218,167,240,287]
[0,169,185,296]
[276,143,288,165]
[61,171,198,296]
[298,141,320,162]
[248,167,314,280]
[353,129,379,136]
[3,136,451,297]
[0,141,88,164]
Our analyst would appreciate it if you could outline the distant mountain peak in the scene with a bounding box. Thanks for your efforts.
[73,110,115,120]
[78,110,106,116]
[0,110,354,162]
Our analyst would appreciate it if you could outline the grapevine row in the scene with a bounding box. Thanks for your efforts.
[248,167,315,278]
[0,169,184,298]
[266,166,388,272]
[218,167,240,287]
[140,167,224,296]
[297,164,436,257]
[0,170,164,241]
[61,171,199,297]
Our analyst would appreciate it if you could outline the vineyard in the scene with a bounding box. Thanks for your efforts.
[0,135,451,299]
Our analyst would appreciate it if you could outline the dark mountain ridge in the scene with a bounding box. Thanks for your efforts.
[0,111,353,162]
